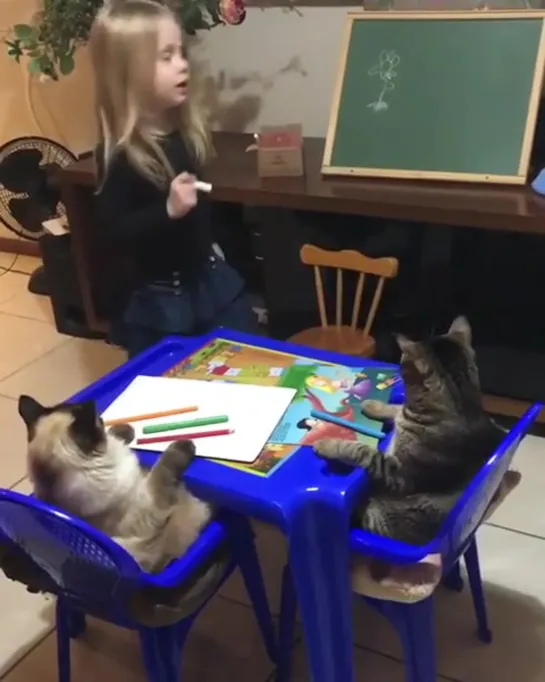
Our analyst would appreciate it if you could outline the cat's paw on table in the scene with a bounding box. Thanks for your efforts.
[313,438,345,460]
[314,439,377,468]
[361,399,397,421]
[162,439,197,472]
[108,422,135,444]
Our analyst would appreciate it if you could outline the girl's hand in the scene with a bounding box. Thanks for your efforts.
[166,172,197,219]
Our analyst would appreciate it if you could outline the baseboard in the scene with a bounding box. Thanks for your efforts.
[0,238,39,257]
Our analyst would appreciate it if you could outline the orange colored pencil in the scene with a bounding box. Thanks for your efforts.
[104,405,198,427]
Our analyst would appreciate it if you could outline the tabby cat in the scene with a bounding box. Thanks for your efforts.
[18,395,211,573]
[314,316,505,545]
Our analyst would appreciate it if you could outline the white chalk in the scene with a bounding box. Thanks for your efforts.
[194,180,212,193]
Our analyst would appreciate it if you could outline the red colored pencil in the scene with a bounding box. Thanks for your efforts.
[136,428,234,446]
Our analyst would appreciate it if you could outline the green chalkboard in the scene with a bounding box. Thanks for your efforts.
[323,12,545,184]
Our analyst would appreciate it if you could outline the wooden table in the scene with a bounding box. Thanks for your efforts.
[63,132,545,233]
[59,131,545,419]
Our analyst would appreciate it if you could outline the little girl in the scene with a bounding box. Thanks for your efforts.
[89,0,259,357]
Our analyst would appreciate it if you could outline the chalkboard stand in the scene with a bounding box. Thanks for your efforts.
[323,11,545,185]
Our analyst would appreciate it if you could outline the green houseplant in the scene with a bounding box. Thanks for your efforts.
[5,0,246,80]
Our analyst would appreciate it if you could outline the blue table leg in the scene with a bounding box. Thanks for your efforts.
[285,495,354,682]
[224,512,277,662]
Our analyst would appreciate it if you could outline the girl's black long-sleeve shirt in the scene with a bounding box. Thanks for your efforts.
[95,133,213,285]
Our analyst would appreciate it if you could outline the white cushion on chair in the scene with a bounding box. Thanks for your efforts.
[351,470,521,604]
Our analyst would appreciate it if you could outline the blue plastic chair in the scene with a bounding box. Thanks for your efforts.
[0,490,276,682]
[276,404,541,682]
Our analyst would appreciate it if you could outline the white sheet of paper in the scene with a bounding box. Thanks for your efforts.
[101,375,296,463]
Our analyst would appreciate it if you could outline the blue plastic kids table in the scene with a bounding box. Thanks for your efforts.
[70,329,402,682]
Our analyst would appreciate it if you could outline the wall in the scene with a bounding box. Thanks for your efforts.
[192,2,540,137]
[193,7,352,138]
[0,0,96,244]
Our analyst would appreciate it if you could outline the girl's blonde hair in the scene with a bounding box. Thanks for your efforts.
[90,0,211,188]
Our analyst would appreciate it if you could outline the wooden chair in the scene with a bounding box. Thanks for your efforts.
[288,244,399,356]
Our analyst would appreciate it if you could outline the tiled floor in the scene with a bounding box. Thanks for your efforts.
[0,254,544,681]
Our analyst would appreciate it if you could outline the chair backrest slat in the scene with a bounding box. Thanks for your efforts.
[362,276,385,338]
[300,244,398,333]
[351,273,365,330]
[336,268,343,328]
[313,266,328,327]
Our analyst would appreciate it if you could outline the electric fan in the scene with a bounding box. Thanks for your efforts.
[0,136,77,293]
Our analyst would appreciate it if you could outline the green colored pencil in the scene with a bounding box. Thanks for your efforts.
[142,415,229,435]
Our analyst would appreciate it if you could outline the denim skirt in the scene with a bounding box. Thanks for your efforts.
[111,253,258,357]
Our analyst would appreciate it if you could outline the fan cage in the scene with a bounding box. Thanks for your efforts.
[0,136,78,241]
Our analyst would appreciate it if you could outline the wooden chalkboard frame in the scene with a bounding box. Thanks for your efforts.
[322,10,545,184]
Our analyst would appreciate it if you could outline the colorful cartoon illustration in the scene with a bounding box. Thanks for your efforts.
[208,362,229,376]
[297,417,319,431]
[268,363,386,446]
[166,339,400,476]
[346,378,372,401]
[377,376,402,391]
[306,374,352,393]
[294,392,358,445]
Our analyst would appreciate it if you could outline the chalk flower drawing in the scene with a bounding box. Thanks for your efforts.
[367,50,400,112]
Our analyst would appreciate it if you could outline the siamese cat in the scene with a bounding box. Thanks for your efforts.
[18,395,211,573]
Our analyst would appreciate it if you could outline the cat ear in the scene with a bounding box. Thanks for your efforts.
[108,423,135,445]
[70,401,105,452]
[395,334,417,356]
[396,335,429,374]
[18,395,47,428]
[72,401,99,432]
[448,316,472,346]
